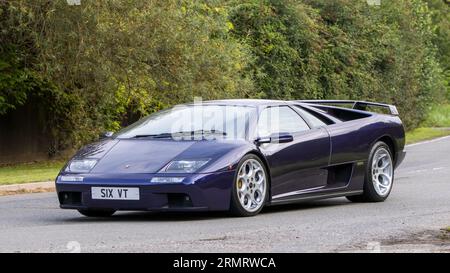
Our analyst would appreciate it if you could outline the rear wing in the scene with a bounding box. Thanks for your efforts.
[297,100,399,116]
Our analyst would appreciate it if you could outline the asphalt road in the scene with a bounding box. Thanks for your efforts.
[1,137,450,253]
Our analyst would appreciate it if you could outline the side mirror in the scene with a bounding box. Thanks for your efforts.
[100,131,114,139]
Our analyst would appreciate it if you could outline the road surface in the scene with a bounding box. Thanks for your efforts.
[1,137,449,252]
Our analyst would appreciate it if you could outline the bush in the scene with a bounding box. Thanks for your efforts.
[229,0,446,129]
[1,0,256,150]
[425,0,450,100]
[228,0,325,99]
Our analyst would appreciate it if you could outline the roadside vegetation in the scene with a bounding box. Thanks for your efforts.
[0,161,64,185]
[421,104,450,128]
[406,104,450,144]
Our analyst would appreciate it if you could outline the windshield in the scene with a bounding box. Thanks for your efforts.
[116,104,256,140]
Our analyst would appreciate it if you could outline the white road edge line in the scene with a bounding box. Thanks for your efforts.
[406,135,450,148]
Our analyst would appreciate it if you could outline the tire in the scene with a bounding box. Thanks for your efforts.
[229,154,269,217]
[347,141,394,203]
[77,209,116,217]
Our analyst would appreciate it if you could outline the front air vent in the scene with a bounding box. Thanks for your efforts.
[59,192,82,205]
[167,193,193,208]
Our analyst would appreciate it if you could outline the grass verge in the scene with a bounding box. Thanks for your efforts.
[421,104,450,128]
[406,127,450,144]
[406,104,450,144]
[0,161,64,185]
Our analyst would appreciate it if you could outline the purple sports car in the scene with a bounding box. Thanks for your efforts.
[56,99,406,217]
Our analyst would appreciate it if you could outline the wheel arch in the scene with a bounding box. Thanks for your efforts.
[375,135,396,162]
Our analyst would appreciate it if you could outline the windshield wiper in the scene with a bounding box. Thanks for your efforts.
[174,129,227,136]
[132,130,226,139]
[132,133,173,139]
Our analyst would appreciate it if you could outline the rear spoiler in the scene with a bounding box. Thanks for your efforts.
[297,100,399,116]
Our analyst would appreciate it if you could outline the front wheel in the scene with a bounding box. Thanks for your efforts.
[77,209,116,217]
[229,154,269,217]
[347,141,394,202]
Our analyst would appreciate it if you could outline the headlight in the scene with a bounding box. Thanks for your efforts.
[66,159,98,173]
[162,159,210,173]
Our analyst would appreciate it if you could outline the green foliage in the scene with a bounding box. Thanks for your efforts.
[229,0,446,128]
[406,103,450,144]
[425,0,450,99]
[422,104,450,127]
[0,2,76,153]
[1,0,255,150]
[1,0,449,156]
[0,56,33,115]
[228,0,324,99]
[406,127,450,144]
[0,2,42,114]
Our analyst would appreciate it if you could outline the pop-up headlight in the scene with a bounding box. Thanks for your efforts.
[162,159,210,173]
[66,159,98,173]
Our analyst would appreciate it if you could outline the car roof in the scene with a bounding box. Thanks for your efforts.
[195,99,292,107]
[202,99,344,123]
[175,99,344,125]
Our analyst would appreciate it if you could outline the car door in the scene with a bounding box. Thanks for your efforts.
[256,105,331,198]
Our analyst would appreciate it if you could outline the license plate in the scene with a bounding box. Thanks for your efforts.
[91,187,140,200]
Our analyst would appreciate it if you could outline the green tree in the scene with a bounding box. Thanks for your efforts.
[230,0,445,128]
[1,0,255,151]
[425,0,450,98]
[228,0,324,99]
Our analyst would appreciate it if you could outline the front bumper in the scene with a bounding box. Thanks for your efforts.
[55,171,235,212]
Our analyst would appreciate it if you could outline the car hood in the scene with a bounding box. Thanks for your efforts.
[73,138,249,174]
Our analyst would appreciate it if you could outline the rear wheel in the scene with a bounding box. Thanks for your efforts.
[347,141,394,202]
[77,209,116,217]
[229,154,268,217]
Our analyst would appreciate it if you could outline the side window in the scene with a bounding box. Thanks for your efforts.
[257,106,310,137]
[294,106,328,128]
